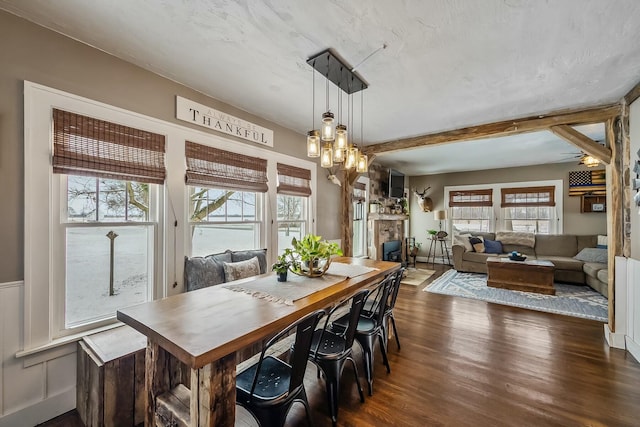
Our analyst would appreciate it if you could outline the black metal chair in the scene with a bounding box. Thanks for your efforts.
[309,289,369,427]
[332,274,394,396]
[365,268,404,350]
[236,309,324,427]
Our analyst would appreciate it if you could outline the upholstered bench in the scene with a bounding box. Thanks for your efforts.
[184,248,268,291]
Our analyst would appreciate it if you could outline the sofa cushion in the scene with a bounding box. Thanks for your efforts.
[597,268,609,283]
[223,257,261,282]
[577,235,598,252]
[495,231,535,248]
[462,251,495,263]
[541,256,584,271]
[483,239,503,254]
[453,233,473,252]
[231,249,268,274]
[583,262,607,278]
[501,244,536,256]
[184,251,232,291]
[574,247,608,264]
[535,234,578,257]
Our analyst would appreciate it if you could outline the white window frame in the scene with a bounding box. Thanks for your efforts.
[22,81,317,355]
[444,180,563,239]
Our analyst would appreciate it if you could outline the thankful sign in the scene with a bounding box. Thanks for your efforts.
[176,96,274,147]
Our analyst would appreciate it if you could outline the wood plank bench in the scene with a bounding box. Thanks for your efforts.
[77,325,147,427]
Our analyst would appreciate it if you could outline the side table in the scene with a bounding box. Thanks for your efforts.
[427,236,451,266]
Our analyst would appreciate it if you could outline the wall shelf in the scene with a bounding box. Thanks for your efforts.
[581,195,606,213]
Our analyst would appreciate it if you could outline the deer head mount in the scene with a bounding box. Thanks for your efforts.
[413,187,433,212]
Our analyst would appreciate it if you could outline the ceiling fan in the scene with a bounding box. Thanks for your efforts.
[561,152,601,168]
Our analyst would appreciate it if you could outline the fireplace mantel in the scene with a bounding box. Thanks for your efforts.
[368,213,409,221]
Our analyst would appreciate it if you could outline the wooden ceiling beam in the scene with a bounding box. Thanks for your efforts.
[624,79,640,105]
[362,104,621,156]
[549,124,612,164]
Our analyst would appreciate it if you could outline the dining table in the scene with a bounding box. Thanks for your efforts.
[117,256,400,427]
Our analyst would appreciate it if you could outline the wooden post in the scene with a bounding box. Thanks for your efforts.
[190,353,236,427]
[106,230,118,296]
[145,341,170,427]
[341,170,355,257]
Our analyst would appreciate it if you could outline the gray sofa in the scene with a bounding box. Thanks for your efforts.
[451,232,608,297]
[184,249,268,291]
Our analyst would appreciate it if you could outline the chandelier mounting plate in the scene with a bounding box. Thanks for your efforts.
[307,49,368,95]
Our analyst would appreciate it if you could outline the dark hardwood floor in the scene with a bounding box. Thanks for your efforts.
[40,263,640,427]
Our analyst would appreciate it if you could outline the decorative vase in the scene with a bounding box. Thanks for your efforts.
[291,257,332,277]
[277,271,288,282]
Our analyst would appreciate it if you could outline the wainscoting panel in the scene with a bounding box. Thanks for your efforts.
[0,281,76,426]
[628,258,640,362]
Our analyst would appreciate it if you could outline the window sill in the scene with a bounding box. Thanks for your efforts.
[15,322,126,363]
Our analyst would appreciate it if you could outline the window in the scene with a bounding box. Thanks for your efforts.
[449,189,493,233]
[186,141,268,256]
[52,109,165,333]
[190,187,261,255]
[501,186,556,234]
[276,163,311,254]
[62,176,156,328]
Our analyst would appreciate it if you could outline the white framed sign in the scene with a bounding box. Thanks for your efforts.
[176,96,273,147]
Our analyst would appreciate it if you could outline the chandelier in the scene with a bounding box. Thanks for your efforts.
[305,49,369,174]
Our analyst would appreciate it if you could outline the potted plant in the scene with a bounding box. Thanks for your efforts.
[427,229,438,240]
[272,250,292,282]
[289,234,343,277]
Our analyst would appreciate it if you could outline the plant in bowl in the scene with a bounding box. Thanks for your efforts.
[427,229,438,240]
[272,250,293,282]
[289,234,343,277]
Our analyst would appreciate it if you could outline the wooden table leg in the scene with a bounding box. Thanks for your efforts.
[145,340,171,426]
[190,353,236,427]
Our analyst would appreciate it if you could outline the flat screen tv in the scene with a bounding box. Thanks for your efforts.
[389,169,405,199]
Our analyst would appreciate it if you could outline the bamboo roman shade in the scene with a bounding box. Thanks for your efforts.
[276,163,312,196]
[501,186,555,207]
[449,189,493,207]
[52,109,166,184]
[185,141,268,192]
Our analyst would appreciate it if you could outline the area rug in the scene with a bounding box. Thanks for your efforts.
[423,270,607,322]
[401,268,436,286]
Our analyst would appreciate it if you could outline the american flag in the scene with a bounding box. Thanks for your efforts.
[569,170,606,196]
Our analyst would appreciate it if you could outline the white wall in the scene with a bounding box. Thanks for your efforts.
[626,98,640,360]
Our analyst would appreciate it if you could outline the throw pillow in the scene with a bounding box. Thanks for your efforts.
[573,247,608,264]
[469,236,485,253]
[223,257,261,282]
[483,239,503,254]
[453,233,473,252]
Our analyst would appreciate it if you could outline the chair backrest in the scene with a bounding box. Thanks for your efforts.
[342,289,370,348]
[286,309,325,394]
[251,309,324,397]
[387,268,404,312]
[365,274,395,325]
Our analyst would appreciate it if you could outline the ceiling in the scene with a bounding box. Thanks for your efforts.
[2,0,639,175]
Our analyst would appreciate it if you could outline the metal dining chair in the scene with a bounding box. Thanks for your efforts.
[332,274,394,395]
[309,289,369,427]
[235,309,325,427]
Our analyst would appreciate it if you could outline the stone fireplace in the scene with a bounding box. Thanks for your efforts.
[368,213,409,261]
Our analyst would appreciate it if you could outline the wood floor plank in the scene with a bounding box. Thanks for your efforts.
[40,264,640,427]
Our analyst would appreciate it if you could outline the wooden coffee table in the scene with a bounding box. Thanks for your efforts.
[486,257,556,295]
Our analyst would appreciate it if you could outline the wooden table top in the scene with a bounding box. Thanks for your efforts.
[486,256,554,268]
[117,257,399,369]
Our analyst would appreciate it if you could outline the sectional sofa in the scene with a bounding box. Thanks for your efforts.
[451,232,608,297]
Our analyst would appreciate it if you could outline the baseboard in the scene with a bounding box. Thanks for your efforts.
[626,336,640,363]
[0,387,75,427]
[604,324,627,349]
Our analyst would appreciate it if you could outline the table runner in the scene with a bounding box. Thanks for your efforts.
[223,262,378,305]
